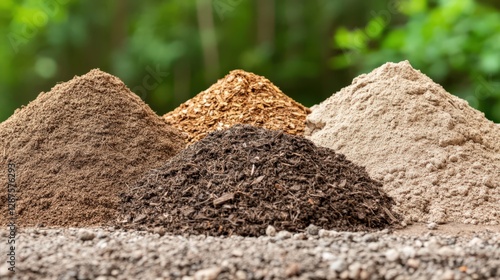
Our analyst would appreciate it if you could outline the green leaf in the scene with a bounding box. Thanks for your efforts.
[329,54,353,69]
[479,52,500,74]
[399,0,428,15]
[365,16,387,39]
[381,29,405,49]
[333,27,353,49]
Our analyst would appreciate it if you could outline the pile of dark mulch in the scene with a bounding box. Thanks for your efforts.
[120,125,399,236]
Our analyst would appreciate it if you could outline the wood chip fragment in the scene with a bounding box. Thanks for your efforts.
[213,193,235,206]
[251,175,265,185]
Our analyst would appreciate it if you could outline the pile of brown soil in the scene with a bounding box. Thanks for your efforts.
[306,61,500,225]
[120,125,398,236]
[0,69,185,227]
[164,70,310,143]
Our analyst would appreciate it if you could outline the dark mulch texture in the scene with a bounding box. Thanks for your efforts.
[120,125,398,236]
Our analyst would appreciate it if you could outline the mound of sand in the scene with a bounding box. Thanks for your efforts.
[306,61,500,225]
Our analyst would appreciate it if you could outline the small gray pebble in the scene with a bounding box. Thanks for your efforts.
[285,263,301,277]
[194,267,221,280]
[441,269,455,280]
[321,252,335,261]
[276,231,292,240]
[427,222,438,230]
[292,233,307,240]
[265,225,276,237]
[339,270,349,279]
[348,262,361,279]
[362,233,377,242]
[400,246,416,258]
[384,269,398,280]
[318,229,331,238]
[385,249,399,262]
[235,270,247,280]
[329,259,347,272]
[468,237,484,247]
[79,230,96,241]
[306,224,319,236]
[437,247,455,257]
[406,258,420,268]
[231,249,244,257]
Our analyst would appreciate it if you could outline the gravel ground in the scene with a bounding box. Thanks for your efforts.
[1,224,499,280]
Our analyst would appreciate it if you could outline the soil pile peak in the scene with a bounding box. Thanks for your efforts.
[164,70,310,143]
[306,61,500,225]
[0,69,185,227]
[120,125,398,236]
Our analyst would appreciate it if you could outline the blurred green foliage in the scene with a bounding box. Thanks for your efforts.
[332,0,500,121]
[0,0,499,123]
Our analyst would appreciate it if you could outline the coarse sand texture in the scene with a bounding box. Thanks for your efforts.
[0,69,185,227]
[305,61,500,225]
[121,125,398,236]
[164,70,310,143]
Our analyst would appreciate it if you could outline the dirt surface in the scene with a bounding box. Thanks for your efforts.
[2,224,499,279]
[0,69,185,227]
[394,223,500,238]
[164,70,310,143]
[120,125,397,236]
[306,61,500,225]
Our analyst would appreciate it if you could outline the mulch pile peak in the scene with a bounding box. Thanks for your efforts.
[120,125,398,236]
[163,69,310,143]
[0,69,185,227]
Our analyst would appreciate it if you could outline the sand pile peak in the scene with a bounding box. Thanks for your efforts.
[0,69,185,226]
[164,69,310,143]
[120,125,398,236]
[306,60,500,225]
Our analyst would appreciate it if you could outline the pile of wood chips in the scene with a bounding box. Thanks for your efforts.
[164,70,310,143]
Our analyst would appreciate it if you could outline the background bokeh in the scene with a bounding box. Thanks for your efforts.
[1,0,499,123]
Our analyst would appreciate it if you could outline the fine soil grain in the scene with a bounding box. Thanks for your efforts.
[0,69,185,227]
[164,70,310,143]
[120,125,398,236]
[305,61,500,225]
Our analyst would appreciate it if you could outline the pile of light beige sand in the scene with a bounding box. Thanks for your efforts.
[306,61,500,226]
